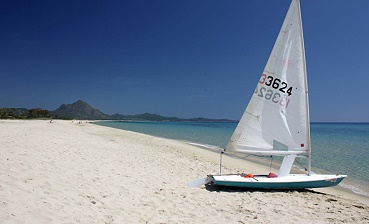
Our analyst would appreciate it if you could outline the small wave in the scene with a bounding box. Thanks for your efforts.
[339,182,369,197]
[187,142,222,152]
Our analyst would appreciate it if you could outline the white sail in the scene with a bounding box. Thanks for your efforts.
[226,0,310,156]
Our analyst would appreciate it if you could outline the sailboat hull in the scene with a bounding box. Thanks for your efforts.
[207,174,346,190]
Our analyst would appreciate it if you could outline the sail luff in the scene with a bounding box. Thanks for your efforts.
[296,0,312,175]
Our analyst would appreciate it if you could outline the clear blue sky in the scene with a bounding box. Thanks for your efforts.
[1,0,368,122]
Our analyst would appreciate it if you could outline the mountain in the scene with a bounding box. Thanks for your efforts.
[51,100,109,119]
[1,100,235,121]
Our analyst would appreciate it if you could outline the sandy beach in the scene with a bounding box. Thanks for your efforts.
[0,120,368,223]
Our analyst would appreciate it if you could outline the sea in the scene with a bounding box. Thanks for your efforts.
[94,121,369,197]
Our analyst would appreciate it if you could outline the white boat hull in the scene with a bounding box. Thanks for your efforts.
[207,174,346,189]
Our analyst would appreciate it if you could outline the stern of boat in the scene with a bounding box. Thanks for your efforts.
[206,175,215,185]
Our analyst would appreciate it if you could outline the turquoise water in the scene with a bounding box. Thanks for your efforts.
[94,121,369,196]
[95,121,236,149]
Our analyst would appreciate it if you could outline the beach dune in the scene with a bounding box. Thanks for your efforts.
[0,120,368,223]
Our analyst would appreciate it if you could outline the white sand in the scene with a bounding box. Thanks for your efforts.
[0,120,368,223]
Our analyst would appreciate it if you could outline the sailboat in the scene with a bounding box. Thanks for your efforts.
[206,0,346,189]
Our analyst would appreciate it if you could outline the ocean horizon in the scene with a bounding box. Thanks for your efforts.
[94,121,369,197]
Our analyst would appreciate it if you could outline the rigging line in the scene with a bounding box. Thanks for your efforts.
[240,154,253,159]
[295,158,308,172]
[269,156,273,173]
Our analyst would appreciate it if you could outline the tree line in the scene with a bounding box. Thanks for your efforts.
[0,108,51,119]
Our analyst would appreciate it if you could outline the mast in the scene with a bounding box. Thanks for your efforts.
[296,0,312,175]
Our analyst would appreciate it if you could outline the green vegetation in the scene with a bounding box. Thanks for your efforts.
[0,108,51,119]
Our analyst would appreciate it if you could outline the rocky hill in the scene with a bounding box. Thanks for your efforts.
[51,100,109,119]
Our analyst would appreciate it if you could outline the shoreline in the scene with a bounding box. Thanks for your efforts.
[94,120,369,200]
[73,121,369,205]
[83,120,369,204]
[1,120,368,223]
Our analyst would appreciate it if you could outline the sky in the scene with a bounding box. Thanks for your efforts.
[1,0,369,122]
